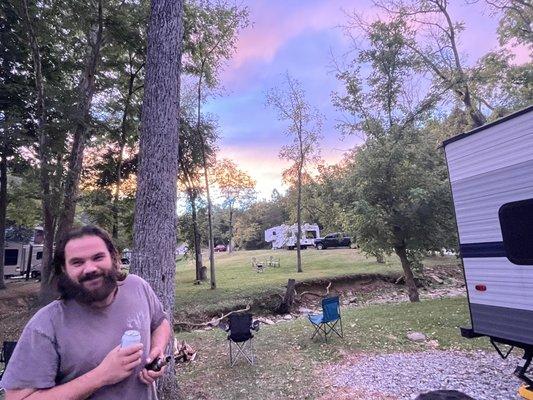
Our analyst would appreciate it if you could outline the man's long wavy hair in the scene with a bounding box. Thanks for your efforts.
[54,225,127,299]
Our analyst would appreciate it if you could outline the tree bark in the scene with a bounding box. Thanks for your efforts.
[130,0,183,397]
[394,245,420,302]
[196,63,216,289]
[190,192,204,281]
[228,202,233,253]
[21,0,57,301]
[55,0,104,246]
[0,151,7,290]
[276,278,296,314]
[113,61,143,239]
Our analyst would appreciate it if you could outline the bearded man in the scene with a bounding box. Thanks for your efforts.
[0,225,172,400]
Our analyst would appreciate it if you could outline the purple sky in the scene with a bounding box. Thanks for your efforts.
[205,0,527,199]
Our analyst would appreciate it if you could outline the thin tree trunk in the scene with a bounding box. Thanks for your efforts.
[130,0,183,397]
[394,245,419,302]
[196,64,216,289]
[190,192,203,281]
[113,61,142,239]
[0,152,7,290]
[228,202,233,253]
[55,0,104,246]
[112,140,125,240]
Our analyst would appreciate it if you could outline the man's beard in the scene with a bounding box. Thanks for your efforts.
[58,268,118,304]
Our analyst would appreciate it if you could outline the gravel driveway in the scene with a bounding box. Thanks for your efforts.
[324,350,525,399]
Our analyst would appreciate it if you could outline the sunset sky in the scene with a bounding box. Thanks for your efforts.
[204,0,529,199]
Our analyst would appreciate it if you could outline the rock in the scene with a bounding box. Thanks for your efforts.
[407,332,427,342]
[283,314,293,320]
[429,274,444,284]
[256,317,275,325]
[298,307,313,314]
[427,339,439,348]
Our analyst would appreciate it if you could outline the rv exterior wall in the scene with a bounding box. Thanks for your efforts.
[444,107,533,347]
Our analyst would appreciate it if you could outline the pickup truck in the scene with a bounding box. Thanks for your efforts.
[314,233,351,250]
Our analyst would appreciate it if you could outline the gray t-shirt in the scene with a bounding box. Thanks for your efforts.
[0,274,167,400]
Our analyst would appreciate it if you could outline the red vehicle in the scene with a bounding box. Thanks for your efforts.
[214,244,227,252]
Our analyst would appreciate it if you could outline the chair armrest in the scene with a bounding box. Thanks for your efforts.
[251,320,260,331]
[218,322,229,332]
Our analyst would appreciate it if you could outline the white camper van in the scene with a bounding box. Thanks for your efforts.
[265,223,320,250]
[443,105,533,386]
[3,242,44,278]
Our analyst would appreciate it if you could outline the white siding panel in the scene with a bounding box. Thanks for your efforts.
[451,160,533,243]
[464,257,533,311]
[445,112,533,183]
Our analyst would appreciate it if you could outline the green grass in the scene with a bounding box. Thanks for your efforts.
[176,296,489,400]
[174,248,460,319]
[174,248,396,319]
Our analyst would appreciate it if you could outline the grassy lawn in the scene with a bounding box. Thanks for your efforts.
[174,248,459,319]
[176,296,489,400]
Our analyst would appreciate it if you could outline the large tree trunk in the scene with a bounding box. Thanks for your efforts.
[0,152,7,290]
[190,192,204,281]
[130,0,183,397]
[394,244,420,303]
[55,0,104,246]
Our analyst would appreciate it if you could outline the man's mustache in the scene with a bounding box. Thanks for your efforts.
[79,271,105,283]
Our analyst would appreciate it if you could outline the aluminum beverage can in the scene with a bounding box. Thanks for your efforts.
[121,330,141,348]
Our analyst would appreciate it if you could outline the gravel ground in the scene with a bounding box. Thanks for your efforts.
[326,350,524,400]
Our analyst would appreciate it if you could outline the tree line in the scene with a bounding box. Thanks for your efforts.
[1,0,531,301]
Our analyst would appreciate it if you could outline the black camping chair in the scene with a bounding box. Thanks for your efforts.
[222,314,259,366]
[0,341,17,381]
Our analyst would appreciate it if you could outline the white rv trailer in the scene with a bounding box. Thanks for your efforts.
[443,105,533,386]
[264,223,320,250]
[3,242,44,278]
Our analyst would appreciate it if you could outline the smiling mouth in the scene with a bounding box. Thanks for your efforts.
[82,276,103,287]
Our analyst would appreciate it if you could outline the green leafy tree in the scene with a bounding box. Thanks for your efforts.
[214,159,256,252]
[178,110,217,281]
[373,0,489,128]
[183,0,249,289]
[0,0,35,288]
[333,18,456,302]
[267,73,323,273]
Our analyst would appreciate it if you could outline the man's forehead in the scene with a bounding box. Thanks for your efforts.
[65,235,109,258]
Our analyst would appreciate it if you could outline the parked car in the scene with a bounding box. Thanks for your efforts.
[314,233,351,250]
[214,244,227,252]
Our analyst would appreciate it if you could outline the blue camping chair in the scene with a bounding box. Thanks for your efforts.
[308,296,343,342]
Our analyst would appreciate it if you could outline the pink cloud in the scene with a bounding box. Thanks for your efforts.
[229,0,366,69]
[218,133,362,198]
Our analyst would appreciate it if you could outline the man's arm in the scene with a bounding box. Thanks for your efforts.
[150,318,172,357]
[139,319,172,385]
[6,343,143,400]
[6,367,106,400]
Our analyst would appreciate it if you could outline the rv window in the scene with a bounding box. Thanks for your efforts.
[499,198,533,265]
[36,251,43,260]
[272,231,276,236]
[305,231,317,239]
[5,249,19,266]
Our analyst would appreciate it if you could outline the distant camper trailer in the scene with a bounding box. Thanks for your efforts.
[443,105,533,386]
[3,242,44,278]
[264,223,320,250]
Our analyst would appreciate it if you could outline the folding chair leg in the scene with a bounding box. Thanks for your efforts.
[229,340,255,366]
